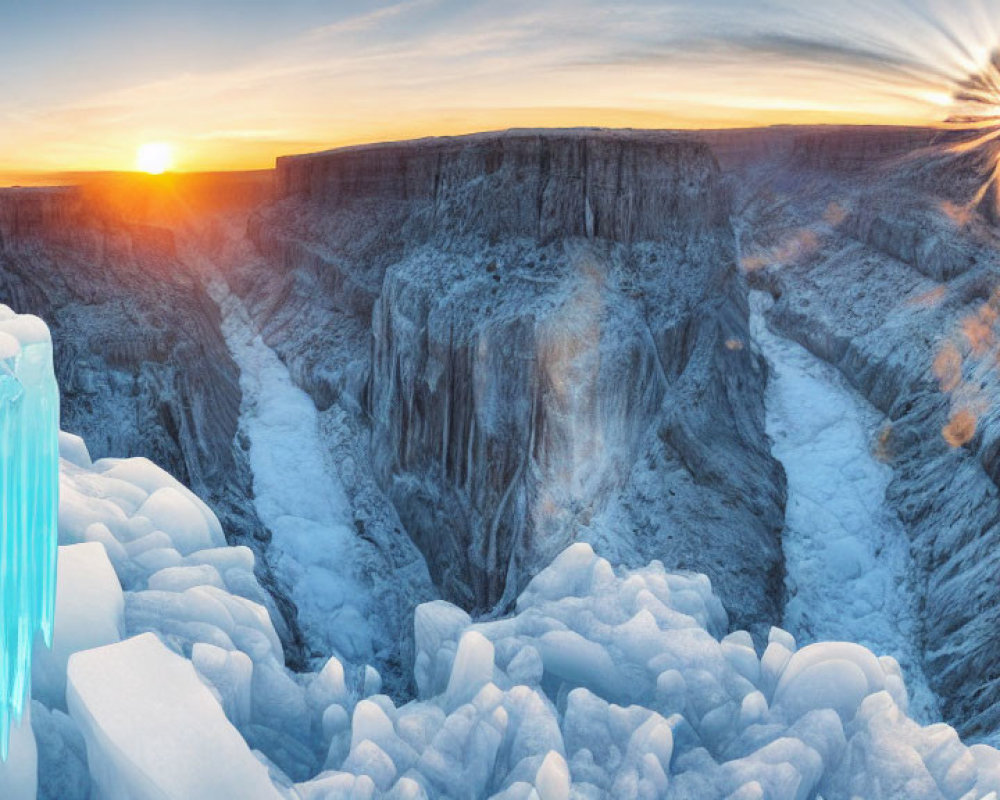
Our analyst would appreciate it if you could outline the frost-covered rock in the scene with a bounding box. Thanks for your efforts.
[0,187,277,657]
[713,124,1000,738]
[248,130,786,639]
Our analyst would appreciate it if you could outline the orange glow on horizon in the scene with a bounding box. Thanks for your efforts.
[5,0,998,188]
[0,105,949,188]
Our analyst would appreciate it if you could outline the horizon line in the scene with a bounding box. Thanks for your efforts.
[0,121,946,189]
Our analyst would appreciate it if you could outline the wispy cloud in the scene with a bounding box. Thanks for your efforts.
[304,0,443,37]
[2,0,998,176]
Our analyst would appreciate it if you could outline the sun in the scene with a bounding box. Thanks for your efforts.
[135,142,174,175]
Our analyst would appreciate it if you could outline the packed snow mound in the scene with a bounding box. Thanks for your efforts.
[31,543,123,709]
[8,425,1000,799]
[296,542,1000,799]
[67,633,284,800]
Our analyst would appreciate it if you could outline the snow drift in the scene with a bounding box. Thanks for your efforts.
[2,413,998,797]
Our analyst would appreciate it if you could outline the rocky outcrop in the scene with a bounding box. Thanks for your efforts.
[764,256,1000,737]
[275,129,728,243]
[0,189,230,510]
[788,126,939,172]
[712,124,1000,738]
[247,129,733,326]
[244,130,786,632]
[843,206,978,281]
[0,186,304,663]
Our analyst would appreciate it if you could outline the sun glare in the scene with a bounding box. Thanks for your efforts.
[135,142,174,175]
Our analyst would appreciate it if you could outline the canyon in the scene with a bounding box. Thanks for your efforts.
[3,125,1000,788]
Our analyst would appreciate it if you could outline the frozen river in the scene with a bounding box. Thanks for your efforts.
[750,291,939,722]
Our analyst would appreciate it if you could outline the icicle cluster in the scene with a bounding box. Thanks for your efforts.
[0,306,59,760]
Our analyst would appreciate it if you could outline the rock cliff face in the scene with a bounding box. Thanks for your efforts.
[0,185,302,660]
[700,125,939,173]
[275,130,728,243]
[244,130,786,630]
[708,125,1000,737]
[788,126,939,171]
[14,125,1000,744]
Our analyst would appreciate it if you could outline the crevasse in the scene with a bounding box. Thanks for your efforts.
[0,306,59,760]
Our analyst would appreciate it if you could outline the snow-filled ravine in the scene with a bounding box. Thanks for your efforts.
[749,291,939,722]
[9,299,1000,799]
[209,279,376,664]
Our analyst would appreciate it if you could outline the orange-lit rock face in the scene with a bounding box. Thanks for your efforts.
[873,423,894,463]
[940,200,973,227]
[822,201,848,226]
[739,228,823,274]
[933,342,963,394]
[943,408,978,448]
[961,304,997,356]
[906,286,947,308]
[930,300,1000,449]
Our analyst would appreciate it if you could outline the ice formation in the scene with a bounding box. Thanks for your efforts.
[2,299,999,797]
[68,633,283,800]
[31,543,123,709]
[18,422,1000,799]
[0,307,59,761]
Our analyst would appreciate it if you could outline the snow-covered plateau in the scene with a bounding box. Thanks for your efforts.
[2,127,1000,798]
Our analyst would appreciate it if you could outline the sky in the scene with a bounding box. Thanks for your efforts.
[2,0,999,181]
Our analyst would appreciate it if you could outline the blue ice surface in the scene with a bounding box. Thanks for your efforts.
[0,337,59,760]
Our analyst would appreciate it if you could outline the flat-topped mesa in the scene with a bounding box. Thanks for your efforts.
[0,188,87,247]
[789,126,940,172]
[274,128,730,244]
[242,128,786,632]
[0,186,177,265]
[701,125,942,173]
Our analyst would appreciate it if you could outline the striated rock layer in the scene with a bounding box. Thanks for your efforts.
[12,124,1000,750]
[0,184,304,663]
[243,129,786,631]
[709,124,1000,738]
[275,129,728,244]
